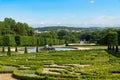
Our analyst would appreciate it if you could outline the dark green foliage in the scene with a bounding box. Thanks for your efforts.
[36,27,110,44]
[99,31,118,51]
[15,46,18,52]
[98,36,107,45]
[116,45,118,52]
[36,39,39,53]
[112,46,115,50]
[58,30,68,40]
[35,26,81,31]
[24,46,28,54]
[0,22,6,35]
[4,17,16,31]
[7,46,11,56]
[2,35,16,46]
[65,41,69,46]
[35,26,102,32]
[0,36,4,46]
[14,22,28,35]
[117,29,120,45]
[106,32,118,46]
[15,35,21,46]
[0,17,34,36]
[106,32,118,51]
[2,46,5,52]
[36,46,39,53]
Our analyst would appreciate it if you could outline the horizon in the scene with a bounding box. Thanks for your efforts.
[1,0,120,28]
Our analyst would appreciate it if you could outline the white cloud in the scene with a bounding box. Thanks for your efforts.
[81,16,120,27]
[57,22,61,25]
[29,15,120,28]
[90,0,95,4]
[39,21,45,25]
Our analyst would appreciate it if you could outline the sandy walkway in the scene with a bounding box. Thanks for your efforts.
[0,73,17,80]
[76,47,92,50]
[43,68,64,74]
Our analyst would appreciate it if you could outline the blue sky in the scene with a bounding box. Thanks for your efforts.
[0,0,120,27]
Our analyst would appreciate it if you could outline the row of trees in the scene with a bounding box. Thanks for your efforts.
[37,30,107,44]
[1,17,116,45]
[0,18,66,55]
[0,35,65,46]
[0,35,65,55]
[0,18,34,36]
[99,30,119,52]
[1,17,120,54]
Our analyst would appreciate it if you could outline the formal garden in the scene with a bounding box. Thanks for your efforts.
[0,49,120,80]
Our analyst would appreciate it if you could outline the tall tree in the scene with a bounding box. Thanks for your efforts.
[14,22,27,35]
[4,17,16,34]
[3,35,16,55]
[106,32,118,52]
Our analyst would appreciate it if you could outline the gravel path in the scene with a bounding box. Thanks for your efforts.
[76,47,92,50]
[0,74,17,80]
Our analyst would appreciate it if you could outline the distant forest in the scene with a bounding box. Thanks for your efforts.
[35,26,104,32]
[35,26,114,43]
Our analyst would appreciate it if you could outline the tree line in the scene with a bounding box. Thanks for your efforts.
[0,17,34,36]
[1,17,120,55]
[0,18,65,55]
[0,35,65,55]
[0,18,112,45]
[99,29,120,52]
[36,29,108,44]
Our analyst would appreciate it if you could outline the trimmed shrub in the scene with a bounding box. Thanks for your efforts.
[2,46,5,52]
[7,46,11,56]
[36,68,43,74]
[15,46,18,52]
[20,36,37,46]
[24,46,28,54]
[3,35,16,46]
[13,70,58,80]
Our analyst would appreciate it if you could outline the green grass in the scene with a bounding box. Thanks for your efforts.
[0,49,120,79]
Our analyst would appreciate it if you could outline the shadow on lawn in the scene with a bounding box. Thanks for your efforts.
[106,50,120,58]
